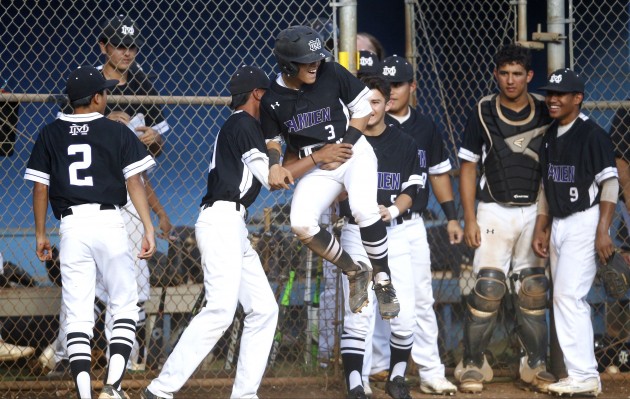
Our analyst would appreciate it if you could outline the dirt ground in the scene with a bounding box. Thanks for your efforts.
[7,375,629,399]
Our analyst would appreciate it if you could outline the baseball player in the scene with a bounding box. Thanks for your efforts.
[455,44,555,393]
[609,98,630,261]
[367,55,461,396]
[25,66,156,399]
[532,68,618,396]
[337,75,420,399]
[262,25,400,320]
[143,66,279,399]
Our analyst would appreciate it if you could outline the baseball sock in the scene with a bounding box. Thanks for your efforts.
[359,221,390,276]
[340,330,365,391]
[388,332,412,380]
[303,228,359,273]
[66,331,91,399]
[105,318,136,389]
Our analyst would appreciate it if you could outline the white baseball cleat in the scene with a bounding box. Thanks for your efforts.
[420,376,457,395]
[547,376,601,397]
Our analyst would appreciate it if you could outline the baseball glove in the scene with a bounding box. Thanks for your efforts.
[597,251,630,299]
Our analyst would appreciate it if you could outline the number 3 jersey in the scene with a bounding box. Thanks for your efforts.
[540,113,617,218]
[24,112,155,219]
[260,61,371,151]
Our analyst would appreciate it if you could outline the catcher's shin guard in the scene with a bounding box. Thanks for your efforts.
[461,268,506,368]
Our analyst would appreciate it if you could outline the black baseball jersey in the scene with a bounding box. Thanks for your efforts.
[386,108,451,213]
[96,63,169,134]
[340,126,422,218]
[459,94,551,204]
[24,113,155,219]
[200,110,269,208]
[610,102,630,161]
[260,61,371,151]
[540,114,618,218]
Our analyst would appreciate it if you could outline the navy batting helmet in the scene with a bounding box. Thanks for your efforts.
[273,25,332,76]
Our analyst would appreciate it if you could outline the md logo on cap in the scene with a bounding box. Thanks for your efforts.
[549,74,563,83]
[308,38,322,52]
[360,56,373,67]
[383,66,397,76]
[121,25,135,35]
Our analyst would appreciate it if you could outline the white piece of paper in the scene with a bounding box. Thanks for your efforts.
[127,113,146,137]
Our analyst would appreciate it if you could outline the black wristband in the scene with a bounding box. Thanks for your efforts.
[440,200,458,221]
[342,126,363,145]
[269,148,281,167]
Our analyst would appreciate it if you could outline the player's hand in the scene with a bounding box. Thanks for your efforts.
[269,164,294,190]
[595,229,615,264]
[107,110,131,125]
[136,126,160,145]
[378,204,392,222]
[158,214,173,239]
[531,226,550,258]
[316,143,353,164]
[446,220,463,244]
[36,236,52,261]
[139,232,156,259]
[320,161,343,171]
[463,220,481,248]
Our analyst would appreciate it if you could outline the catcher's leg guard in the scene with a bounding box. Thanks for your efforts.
[456,268,506,391]
[514,267,555,392]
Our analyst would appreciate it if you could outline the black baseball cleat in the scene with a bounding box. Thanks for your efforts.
[97,384,130,399]
[347,261,372,313]
[141,388,168,399]
[347,385,368,399]
[373,280,400,319]
[385,376,412,399]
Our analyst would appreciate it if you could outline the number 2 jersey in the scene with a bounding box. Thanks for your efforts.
[540,113,617,218]
[260,61,371,151]
[24,112,155,219]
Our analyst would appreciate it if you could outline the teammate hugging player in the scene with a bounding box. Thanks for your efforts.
[532,68,618,397]
[261,25,399,319]
[25,66,156,399]
[455,44,555,393]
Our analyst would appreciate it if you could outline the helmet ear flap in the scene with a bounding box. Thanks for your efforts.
[274,50,299,77]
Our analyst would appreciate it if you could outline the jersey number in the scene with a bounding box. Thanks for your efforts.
[569,187,578,202]
[68,144,94,186]
[325,125,335,140]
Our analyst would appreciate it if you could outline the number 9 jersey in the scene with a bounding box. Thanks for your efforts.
[24,113,155,219]
[540,113,617,218]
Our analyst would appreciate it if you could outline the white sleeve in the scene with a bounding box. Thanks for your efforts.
[244,155,271,190]
[347,87,372,119]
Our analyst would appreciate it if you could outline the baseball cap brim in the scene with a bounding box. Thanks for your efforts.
[538,85,578,93]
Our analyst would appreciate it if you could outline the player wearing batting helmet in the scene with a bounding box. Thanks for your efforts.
[25,66,156,399]
[533,68,618,397]
[262,25,400,321]
[456,44,555,394]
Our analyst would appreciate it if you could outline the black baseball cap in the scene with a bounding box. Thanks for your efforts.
[380,55,414,83]
[100,15,143,48]
[539,68,585,93]
[66,66,118,102]
[228,66,270,96]
[357,50,382,77]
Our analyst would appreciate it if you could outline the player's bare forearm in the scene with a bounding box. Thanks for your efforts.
[136,126,163,157]
[127,174,156,258]
[615,158,630,209]
[144,173,172,237]
[459,161,480,248]
[349,115,369,133]
[531,214,551,258]
[596,200,616,263]
[33,182,52,261]
[430,173,455,203]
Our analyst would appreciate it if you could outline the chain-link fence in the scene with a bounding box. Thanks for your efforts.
[0,0,629,396]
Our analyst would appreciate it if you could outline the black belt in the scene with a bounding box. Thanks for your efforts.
[298,145,324,159]
[61,204,116,218]
[395,211,420,224]
[202,201,243,212]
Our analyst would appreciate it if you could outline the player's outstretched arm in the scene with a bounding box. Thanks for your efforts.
[266,140,293,190]
[459,161,480,248]
[33,182,52,261]
[127,174,156,259]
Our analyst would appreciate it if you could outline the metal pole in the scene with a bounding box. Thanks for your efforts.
[546,0,566,72]
[404,0,418,107]
[517,0,528,42]
[337,0,358,74]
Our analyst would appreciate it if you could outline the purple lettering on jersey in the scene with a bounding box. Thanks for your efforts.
[547,164,575,183]
[284,107,332,133]
[418,149,427,168]
[377,172,401,190]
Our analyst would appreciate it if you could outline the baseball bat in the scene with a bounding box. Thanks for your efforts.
[146,286,167,370]
[304,248,314,367]
[268,268,295,368]
[224,304,244,371]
